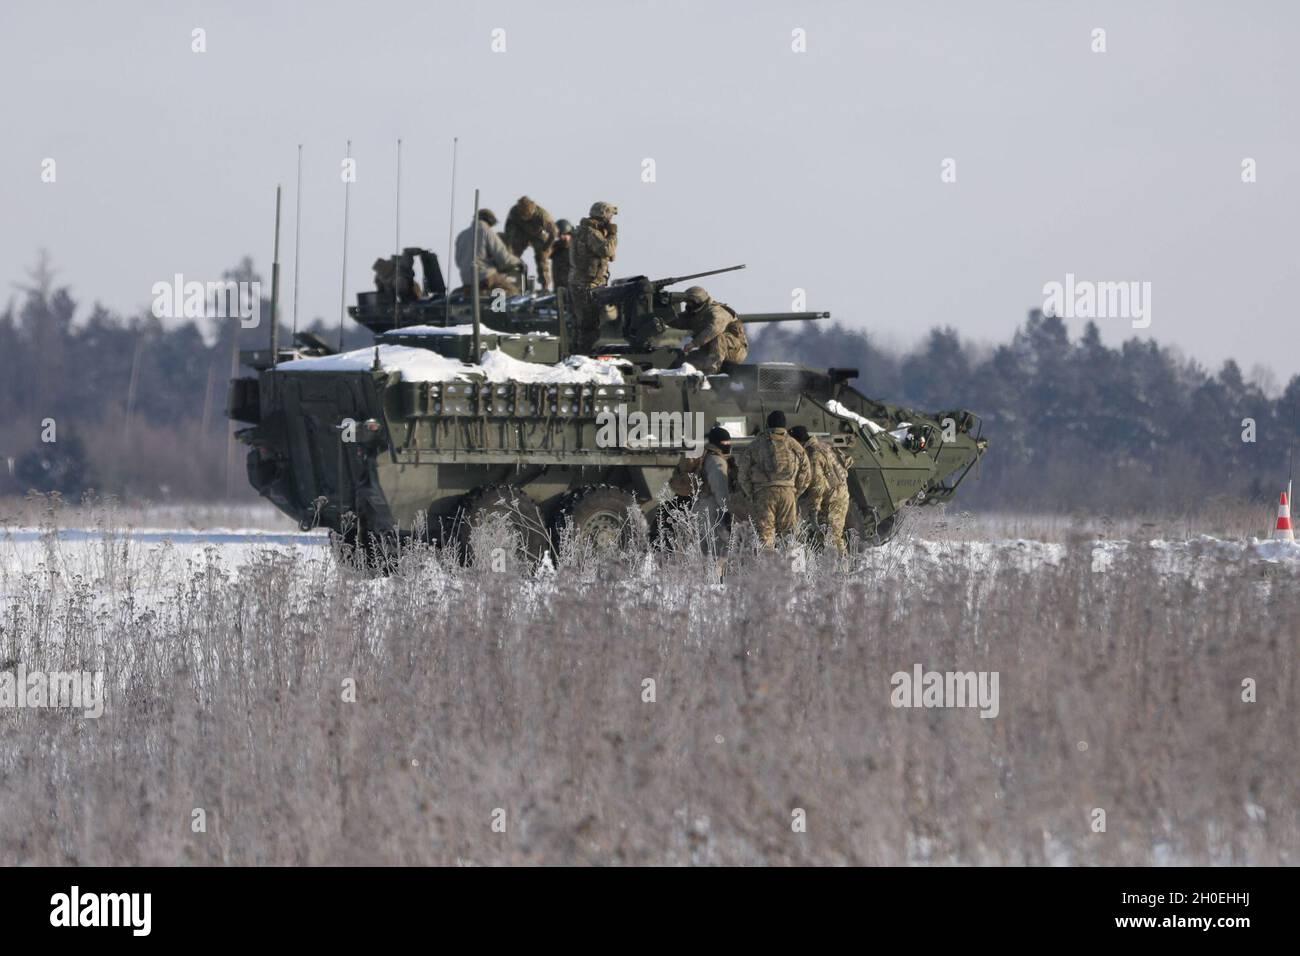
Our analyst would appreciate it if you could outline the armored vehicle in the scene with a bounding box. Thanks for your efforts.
[227,252,987,559]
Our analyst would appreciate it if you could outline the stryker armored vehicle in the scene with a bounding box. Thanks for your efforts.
[227,249,987,560]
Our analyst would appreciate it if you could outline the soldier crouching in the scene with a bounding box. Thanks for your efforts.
[674,285,749,374]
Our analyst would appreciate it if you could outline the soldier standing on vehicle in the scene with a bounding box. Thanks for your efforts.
[673,286,749,374]
[454,208,522,295]
[504,196,558,291]
[569,201,619,353]
[551,219,574,294]
[737,410,810,548]
[790,425,851,557]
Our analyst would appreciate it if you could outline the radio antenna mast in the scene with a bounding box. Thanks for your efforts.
[291,143,303,346]
[393,138,402,331]
[337,139,352,352]
[446,137,458,321]
[268,184,282,366]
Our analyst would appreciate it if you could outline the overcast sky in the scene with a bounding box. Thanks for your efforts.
[2,0,1297,381]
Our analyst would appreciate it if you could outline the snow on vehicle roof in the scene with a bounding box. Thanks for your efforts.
[640,362,712,389]
[825,398,885,434]
[273,343,630,385]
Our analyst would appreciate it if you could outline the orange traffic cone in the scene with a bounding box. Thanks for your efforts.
[1274,483,1296,542]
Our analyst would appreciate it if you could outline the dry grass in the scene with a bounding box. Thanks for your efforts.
[0,503,1296,866]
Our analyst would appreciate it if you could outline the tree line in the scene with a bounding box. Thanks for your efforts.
[3,252,1296,514]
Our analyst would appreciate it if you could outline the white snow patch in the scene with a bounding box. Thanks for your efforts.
[642,362,712,389]
[477,350,631,385]
[825,398,885,434]
[273,344,630,385]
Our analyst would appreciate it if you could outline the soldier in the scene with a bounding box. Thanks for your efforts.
[736,410,810,548]
[504,196,558,291]
[371,255,421,302]
[674,286,749,374]
[454,209,522,295]
[372,256,396,298]
[569,201,619,353]
[790,425,852,556]
[666,426,734,569]
[551,219,574,294]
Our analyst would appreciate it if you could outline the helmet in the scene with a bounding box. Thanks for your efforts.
[556,219,573,235]
[477,208,498,227]
[515,196,537,217]
[589,201,618,220]
[683,286,709,307]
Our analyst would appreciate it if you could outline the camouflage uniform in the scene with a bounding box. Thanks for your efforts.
[373,255,422,302]
[737,427,810,547]
[454,213,522,295]
[569,202,619,353]
[676,286,749,374]
[503,197,558,291]
[801,435,851,555]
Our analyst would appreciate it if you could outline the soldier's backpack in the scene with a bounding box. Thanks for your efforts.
[758,432,799,484]
[820,443,850,490]
[720,303,748,350]
[669,454,705,497]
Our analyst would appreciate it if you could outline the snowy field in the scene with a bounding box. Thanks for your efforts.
[1,504,1296,865]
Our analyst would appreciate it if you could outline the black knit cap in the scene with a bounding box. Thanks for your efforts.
[706,425,732,447]
[767,410,787,429]
[789,425,810,443]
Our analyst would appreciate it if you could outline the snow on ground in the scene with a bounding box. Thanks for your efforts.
[3,525,1297,617]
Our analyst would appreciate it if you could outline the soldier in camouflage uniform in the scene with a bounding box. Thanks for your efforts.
[673,286,749,374]
[568,201,619,353]
[504,196,558,291]
[372,255,421,302]
[666,426,735,571]
[454,209,522,295]
[791,425,851,556]
[737,410,810,548]
[551,219,574,294]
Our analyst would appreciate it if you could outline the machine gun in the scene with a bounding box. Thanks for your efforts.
[589,264,747,346]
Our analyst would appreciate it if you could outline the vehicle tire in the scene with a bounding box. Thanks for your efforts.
[456,485,551,567]
[552,485,646,557]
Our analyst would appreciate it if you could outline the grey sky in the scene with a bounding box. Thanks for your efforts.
[2,0,1297,380]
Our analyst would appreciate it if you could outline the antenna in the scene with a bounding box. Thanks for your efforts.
[471,187,482,359]
[291,144,303,347]
[393,138,402,331]
[446,136,458,322]
[269,184,282,366]
[337,139,352,352]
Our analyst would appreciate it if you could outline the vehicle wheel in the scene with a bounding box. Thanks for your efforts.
[553,485,646,556]
[456,485,551,567]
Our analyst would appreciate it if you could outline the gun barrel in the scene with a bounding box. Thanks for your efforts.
[657,264,746,287]
[737,311,831,323]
